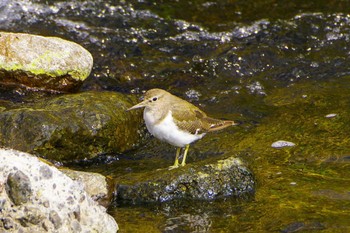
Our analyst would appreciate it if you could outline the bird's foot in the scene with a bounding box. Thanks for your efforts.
[169,158,180,170]
[168,164,179,170]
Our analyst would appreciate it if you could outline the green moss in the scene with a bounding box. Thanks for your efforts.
[0,91,144,161]
[0,52,87,81]
[0,33,92,82]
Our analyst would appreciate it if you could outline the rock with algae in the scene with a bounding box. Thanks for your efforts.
[0,91,145,161]
[0,32,93,92]
[0,148,118,233]
[116,156,255,203]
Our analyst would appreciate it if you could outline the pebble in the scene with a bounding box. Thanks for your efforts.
[325,113,337,118]
[271,140,296,148]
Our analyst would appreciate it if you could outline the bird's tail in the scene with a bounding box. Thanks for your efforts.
[205,118,238,132]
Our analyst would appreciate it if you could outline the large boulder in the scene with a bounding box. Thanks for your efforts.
[116,156,255,203]
[0,148,118,233]
[0,91,145,161]
[0,32,93,92]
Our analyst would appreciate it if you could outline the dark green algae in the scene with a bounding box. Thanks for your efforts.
[228,76,350,232]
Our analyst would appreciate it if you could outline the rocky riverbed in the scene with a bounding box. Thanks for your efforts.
[1,0,350,232]
[0,29,254,233]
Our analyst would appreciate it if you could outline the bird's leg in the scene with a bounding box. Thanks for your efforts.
[180,144,190,166]
[169,147,181,170]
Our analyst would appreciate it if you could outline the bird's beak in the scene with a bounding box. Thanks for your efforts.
[127,100,148,111]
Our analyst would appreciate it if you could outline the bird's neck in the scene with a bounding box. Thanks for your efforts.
[143,106,170,125]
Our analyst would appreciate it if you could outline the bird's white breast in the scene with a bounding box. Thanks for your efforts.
[143,110,205,148]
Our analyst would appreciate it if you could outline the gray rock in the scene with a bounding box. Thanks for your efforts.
[18,206,44,226]
[5,171,33,205]
[116,156,255,203]
[0,148,118,233]
[39,165,53,179]
[0,32,93,92]
[1,217,14,230]
[49,210,62,229]
[0,198,6,209]
[0,91,144,161]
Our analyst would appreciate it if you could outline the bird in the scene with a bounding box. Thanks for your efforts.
[127,88,236,169]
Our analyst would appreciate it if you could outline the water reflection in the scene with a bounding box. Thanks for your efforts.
[163,213,212,232]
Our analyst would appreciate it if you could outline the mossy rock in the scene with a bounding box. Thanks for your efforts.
[116,156,255,203]
[0,32,93,92]
[0,91,145,161]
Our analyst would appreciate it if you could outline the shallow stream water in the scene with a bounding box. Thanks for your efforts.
[1,0,350,232]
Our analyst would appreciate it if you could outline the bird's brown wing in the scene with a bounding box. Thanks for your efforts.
[172,102,234,134]
[171,101,207,134]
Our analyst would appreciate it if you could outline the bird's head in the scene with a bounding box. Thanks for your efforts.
[127,88,168,111]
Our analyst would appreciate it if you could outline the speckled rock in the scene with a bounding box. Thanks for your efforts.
[62,169,114,207]
[116,156,255,203]
[0,148,118,233]
[0,31,93,92]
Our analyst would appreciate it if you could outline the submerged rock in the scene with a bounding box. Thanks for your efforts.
[0,32,93,92]
[116,156,254,203]
[0,91,144,161]
[0,148,118,233]
[271,140,296,148]
[325,113,337,118]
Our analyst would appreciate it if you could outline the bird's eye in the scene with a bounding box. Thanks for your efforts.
[152,97,158,101]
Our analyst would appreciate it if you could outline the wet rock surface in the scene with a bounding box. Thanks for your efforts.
[0,32,93,92]
[0,148,118,233]
[0,91,144,161]
[116,156,254,203]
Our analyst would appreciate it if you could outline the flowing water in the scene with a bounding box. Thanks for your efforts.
[1,0,350,232]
